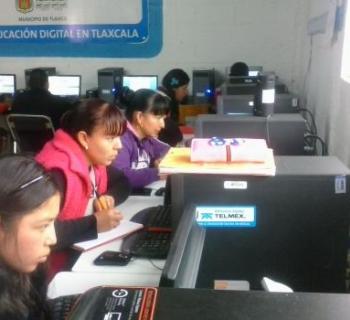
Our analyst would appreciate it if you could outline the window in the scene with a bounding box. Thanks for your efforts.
[341,1,350,82]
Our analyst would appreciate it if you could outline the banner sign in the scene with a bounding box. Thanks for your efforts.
[0,0,162,57]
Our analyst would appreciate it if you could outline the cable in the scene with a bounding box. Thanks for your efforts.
[298,107,317,135]
[148,258,163,271]
[304,134,328,155]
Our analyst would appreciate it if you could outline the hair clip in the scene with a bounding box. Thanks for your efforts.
[19,176,44,190]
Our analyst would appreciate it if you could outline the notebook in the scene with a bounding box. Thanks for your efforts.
[72,220,143,251]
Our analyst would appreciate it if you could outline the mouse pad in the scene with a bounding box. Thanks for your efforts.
[67,286,158,320]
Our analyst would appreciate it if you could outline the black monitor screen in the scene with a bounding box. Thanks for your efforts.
[48,75,81,97]
[0,74,16,95]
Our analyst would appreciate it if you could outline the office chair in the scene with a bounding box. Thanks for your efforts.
[6,114,55,154]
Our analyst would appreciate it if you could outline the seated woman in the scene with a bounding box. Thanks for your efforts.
[111,89,170,191]
[0,155,60,319]
[158,68,190,146]
[36,98,128,276]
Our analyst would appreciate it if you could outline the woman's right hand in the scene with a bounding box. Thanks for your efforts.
[94,208,123,233]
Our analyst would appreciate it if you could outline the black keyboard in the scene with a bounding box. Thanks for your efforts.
[121,205,172,259]
[49,294,79,320]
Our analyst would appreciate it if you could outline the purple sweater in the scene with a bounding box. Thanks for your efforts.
[112,125,170,189]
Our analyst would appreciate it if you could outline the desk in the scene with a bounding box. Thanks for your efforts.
[48,196,165,298]
[154,288,350,320]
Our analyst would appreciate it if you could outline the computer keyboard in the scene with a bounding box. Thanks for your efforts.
[121,205,172,259]
[49,294,79,320]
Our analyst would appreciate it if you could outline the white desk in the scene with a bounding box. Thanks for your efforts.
[48,195,165,299]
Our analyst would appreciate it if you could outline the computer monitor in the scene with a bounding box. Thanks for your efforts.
[248,66,263,77]
[48,75,81,97]
[122,75,158,91]
[161,156,350,293]
[0,74,16,95]
[194,114,306,155]
[216,94,255,115]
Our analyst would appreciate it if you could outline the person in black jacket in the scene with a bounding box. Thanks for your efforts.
[158,68,190,146]
[11,68,72,129]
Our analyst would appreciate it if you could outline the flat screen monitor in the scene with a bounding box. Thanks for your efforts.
[0,74,16,95]
[122,75,158,91]
[48,75,81,97]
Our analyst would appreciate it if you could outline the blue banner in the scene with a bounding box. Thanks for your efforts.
[0,0,162,57]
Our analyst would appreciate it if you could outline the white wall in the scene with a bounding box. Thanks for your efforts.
[300,0,350,165]
[0,0,309,94]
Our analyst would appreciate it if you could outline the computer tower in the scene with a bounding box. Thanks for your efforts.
[194,114,306,155]
[216,94,255,115]
[161,156,350,293]
[274,93,299,113]
[97,67,124,103]
[192,69,215,104]
[24,67,56,88]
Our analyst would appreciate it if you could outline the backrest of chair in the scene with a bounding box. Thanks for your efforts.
[6,114,55,154]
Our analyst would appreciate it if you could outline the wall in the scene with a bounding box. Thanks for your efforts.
[300,0,350,165]
[0,0,309,94]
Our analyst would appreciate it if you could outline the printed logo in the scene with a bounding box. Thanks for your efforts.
[15,0,34,14]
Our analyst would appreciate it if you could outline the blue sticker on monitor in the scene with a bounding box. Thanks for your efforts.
[196,206,256,228]
[0,0,162,57]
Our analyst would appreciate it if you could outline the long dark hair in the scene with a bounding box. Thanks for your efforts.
[61,98,126,138]
[123,89,170,122]
[0,155,58,319]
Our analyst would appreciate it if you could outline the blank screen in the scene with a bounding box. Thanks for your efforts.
[48,76,81,96]
[123,76,158,91]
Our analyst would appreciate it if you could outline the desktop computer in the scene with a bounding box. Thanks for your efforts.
[160,156,350,293]
[222,76,259,95]
[0,74,16,96]
[192,69,215,104]
[274,93,299,113]
[24,67,56,88]
[97,67,124,103]
[48,75,81,98]
[122,75,158,91]
[194,114,306,155]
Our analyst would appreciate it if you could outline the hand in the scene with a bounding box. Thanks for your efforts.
[94,208,123,233]
[153,158,162,169]
[94,195,115,212]
[158,173,168,180]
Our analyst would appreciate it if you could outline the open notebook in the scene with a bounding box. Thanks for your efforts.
[72,220,143,251]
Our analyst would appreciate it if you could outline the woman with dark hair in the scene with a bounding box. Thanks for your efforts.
[0,155,60,319]
[112,89,170,191]
[158,68,190,146]
[36,98,128,276]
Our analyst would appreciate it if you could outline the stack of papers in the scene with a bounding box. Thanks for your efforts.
[159,147,276,176]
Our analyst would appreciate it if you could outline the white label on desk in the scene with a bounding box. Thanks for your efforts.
[195,206,256,228]
[224,181,248,190]
[335,176,346,194]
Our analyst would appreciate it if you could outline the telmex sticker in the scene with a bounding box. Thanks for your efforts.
[196,206,256,228]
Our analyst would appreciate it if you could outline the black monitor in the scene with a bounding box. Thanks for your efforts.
[0,74,16,95]
[48,75,81,97]
[161,156,350,293]
[194,114,306,155]
[122,75,158,91]
[216,94,255,115]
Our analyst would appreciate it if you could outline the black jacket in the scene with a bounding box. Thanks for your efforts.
[11,89,72,129]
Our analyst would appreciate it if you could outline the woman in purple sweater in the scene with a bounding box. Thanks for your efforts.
[112,89,171,191]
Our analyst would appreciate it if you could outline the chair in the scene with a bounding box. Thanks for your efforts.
[6,114,55,154]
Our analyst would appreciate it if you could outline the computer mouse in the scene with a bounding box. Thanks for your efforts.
[155,187,165,196]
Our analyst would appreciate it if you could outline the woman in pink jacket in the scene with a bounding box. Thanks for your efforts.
[36,98,127,277]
